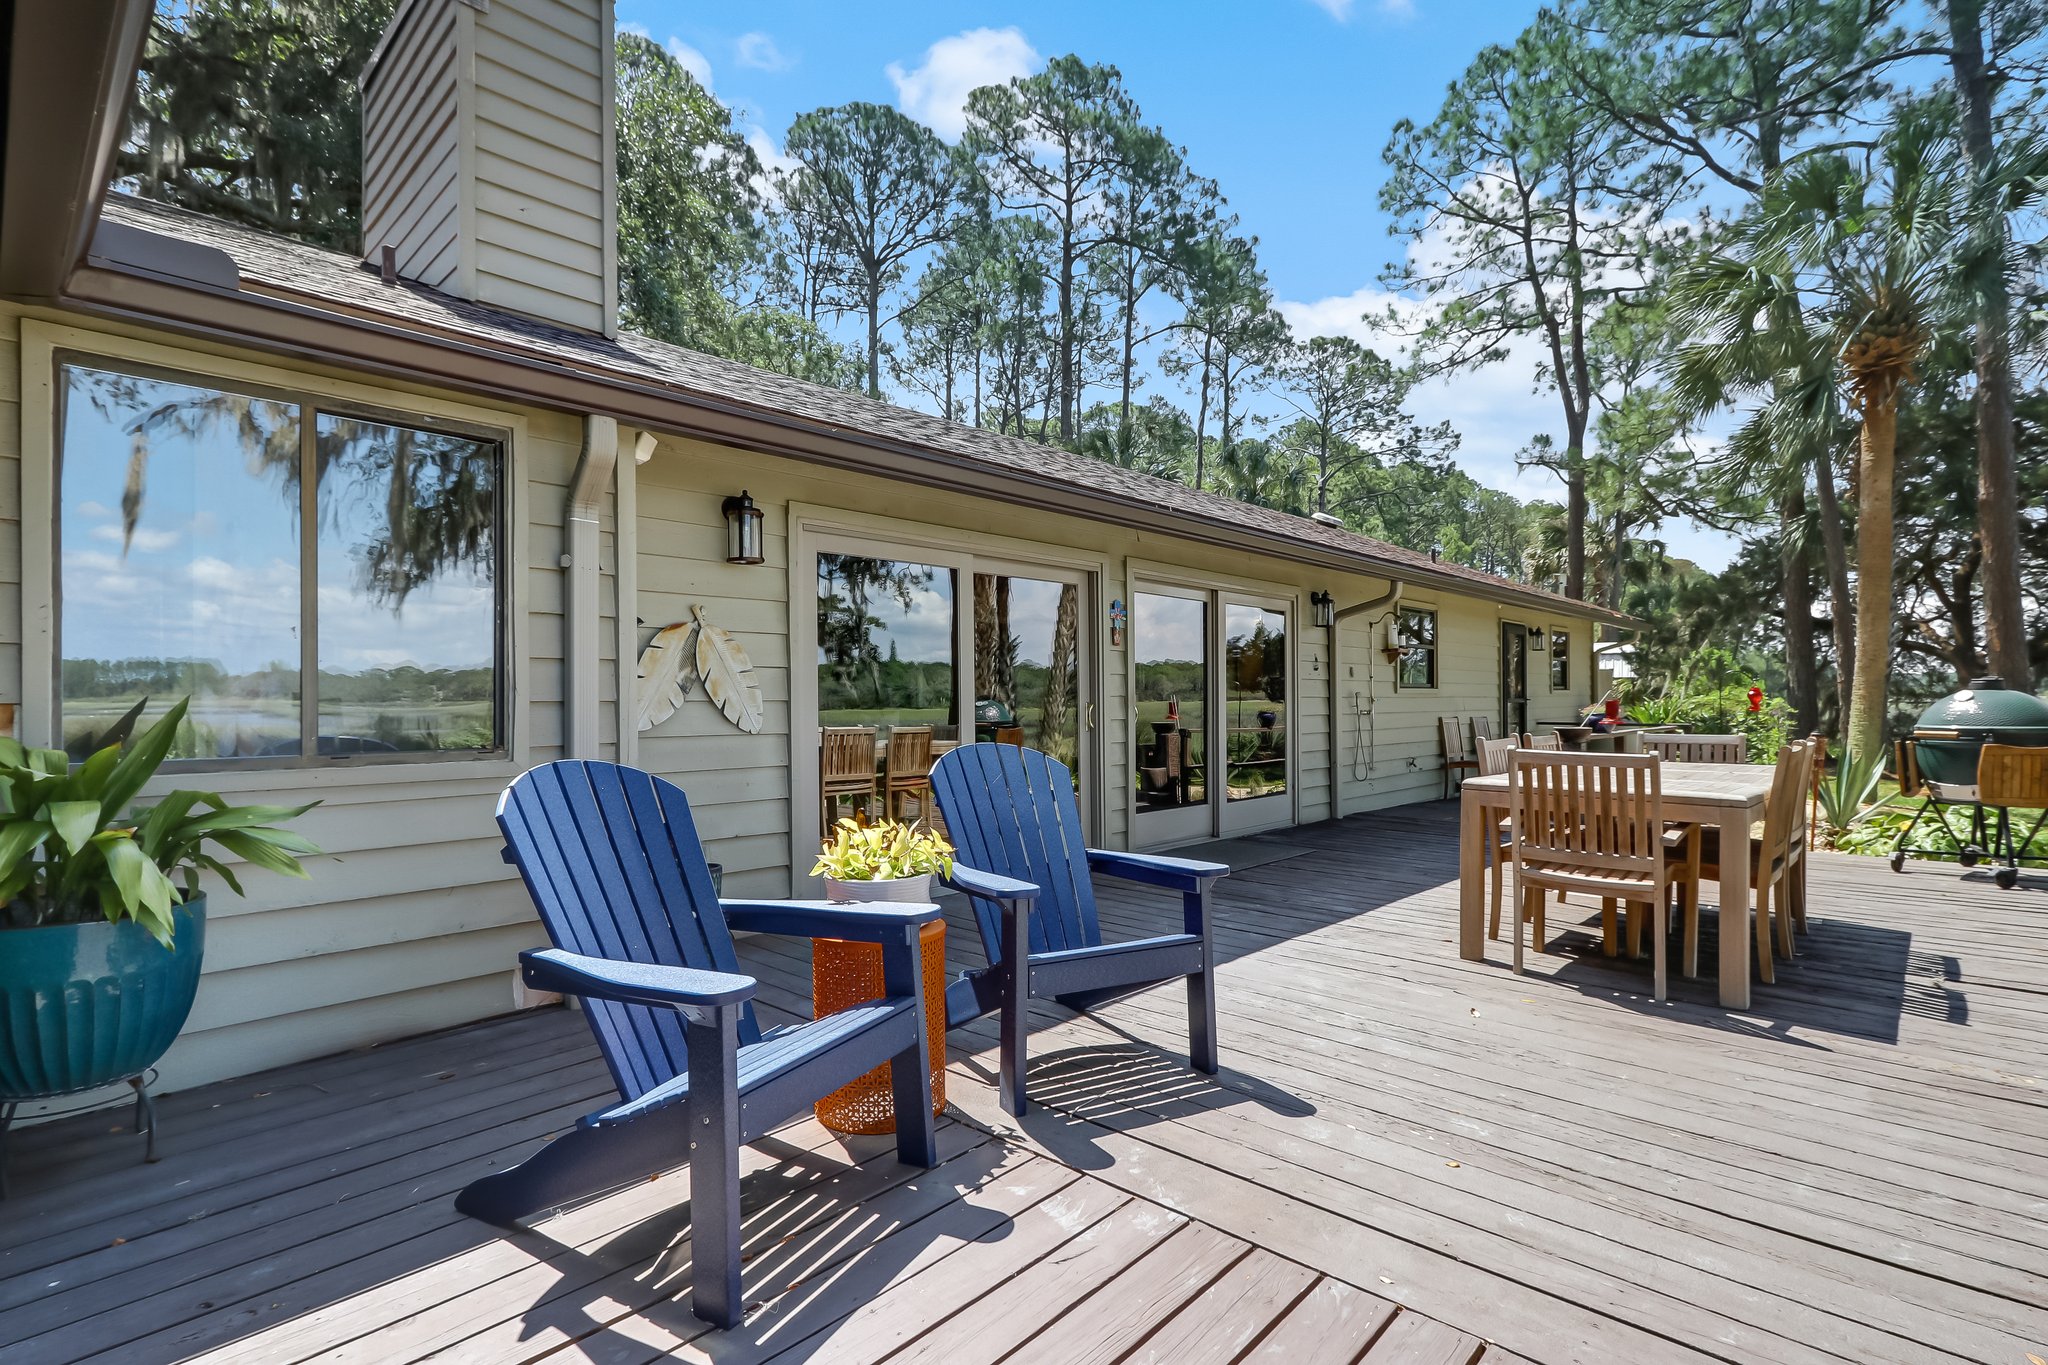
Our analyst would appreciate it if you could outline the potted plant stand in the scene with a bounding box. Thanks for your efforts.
[0,898,208,1194]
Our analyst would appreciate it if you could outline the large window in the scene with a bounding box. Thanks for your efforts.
[56,358,505,764]
[1397,606,1438,689]
[1223,603,1286,802]
[1549,629,1570,689]
[816,553,957,732]
[1133,591,1208,811]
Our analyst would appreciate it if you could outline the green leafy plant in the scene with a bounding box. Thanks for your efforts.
[1624,688,1701,728]
[811,818,953,882]
[0,699,320,947]
[1814,746,1889,845]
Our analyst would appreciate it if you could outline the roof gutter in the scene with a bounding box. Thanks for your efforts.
[55,259,1635,629]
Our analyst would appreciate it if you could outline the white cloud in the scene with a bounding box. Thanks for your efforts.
[745,126,801,203]
[1379,0,1416,17]
[666,36,715,89]
[734,31,791,72]
[90,523,180,553]
[1309,0,1356,18]
[886,27,1040,140]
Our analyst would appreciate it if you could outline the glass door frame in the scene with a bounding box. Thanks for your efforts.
[1128,574,1301,848]
[1218,592,1294,837]
[790,516,1102,888]
[1501,621,1531,741]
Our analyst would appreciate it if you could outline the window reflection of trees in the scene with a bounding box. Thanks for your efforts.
[817,555,952,721]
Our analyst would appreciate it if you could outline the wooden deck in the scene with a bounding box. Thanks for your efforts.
[3,801,2044,1364]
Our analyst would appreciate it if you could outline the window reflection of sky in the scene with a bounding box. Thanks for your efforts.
[60,371,302,676]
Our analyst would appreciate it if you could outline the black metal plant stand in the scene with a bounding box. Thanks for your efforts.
[0,1072,160,1199]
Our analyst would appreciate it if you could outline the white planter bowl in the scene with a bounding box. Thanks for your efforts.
[824,873,933,904]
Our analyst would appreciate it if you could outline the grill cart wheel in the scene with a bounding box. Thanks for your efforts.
[1889,851,1906,873]
[1996,866,2019,890]
[1960,846,1982,867]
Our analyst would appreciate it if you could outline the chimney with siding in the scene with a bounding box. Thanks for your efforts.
[359,0,618,337]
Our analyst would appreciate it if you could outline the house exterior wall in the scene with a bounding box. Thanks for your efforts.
[359,0,463,291]
[0,302,1596,1097]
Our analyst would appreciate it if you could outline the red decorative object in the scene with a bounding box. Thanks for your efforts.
[1748,686,1764,713]
[1604,697,1621,724]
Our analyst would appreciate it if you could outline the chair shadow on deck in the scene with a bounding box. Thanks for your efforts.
[1519,900,1952,1047]
[489,1123,1030,1363]
[956,1038,1314,1173]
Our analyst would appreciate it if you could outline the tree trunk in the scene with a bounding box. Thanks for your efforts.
[1813,443,1854,730]
[974,575,1001,702]
[865,292,881,400]
[1563,439,1587,601]
[1780,486,1820,738]
[1947,0,2032,690]
[1846,403,1898,760]
[1040,583,1080,767]
[1194,341,1211,491]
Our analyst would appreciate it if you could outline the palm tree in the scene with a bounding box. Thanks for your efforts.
[1669,103,1984,762]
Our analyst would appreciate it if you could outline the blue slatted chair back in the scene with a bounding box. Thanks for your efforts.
[930,744,1100,961]
[497,761,759,1104]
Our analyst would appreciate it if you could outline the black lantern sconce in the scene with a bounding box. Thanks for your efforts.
[722,491,765,564]
[1310,590,1335,629]
[1530,625,1547,649]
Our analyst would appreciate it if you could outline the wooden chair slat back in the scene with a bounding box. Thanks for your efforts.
[1758,739,1814,869]
[1439,716,1466,760]
[498,761,759,1103]
[1642,733,1747,763]
[931,743,1099,961]
[1471,715,1496,744]
[1477,736,1518,777]
[1510,751,1664,878]
[1520,732,1563,752]
[820,726,879,790]
[885,725,935,779]
[1978,743,2048,808]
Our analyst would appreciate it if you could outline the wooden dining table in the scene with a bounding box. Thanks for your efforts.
[1458,762,1775,1009]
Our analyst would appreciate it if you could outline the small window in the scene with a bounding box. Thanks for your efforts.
[1549,629,1570,689]
[57,357,505,764]
[1397,607,1437,689]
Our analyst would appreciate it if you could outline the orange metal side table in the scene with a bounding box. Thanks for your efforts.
[812,920,946,1133]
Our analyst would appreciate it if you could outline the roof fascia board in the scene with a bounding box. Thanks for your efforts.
[59,260,1633,627]
[0,0,151,301]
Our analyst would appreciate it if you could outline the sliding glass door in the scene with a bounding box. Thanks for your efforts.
[1133,583,1295,845]
[972,565,1088,798]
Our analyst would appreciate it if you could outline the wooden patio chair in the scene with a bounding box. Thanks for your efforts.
[1641,733,1746,764]
[458,760,940,1329]
[1979,743,2048,889]
[1440,715,1477,799]
[1520,731,1563,752]
[820,725,880,827]
[1477,736,1520,938]
[930,743,1228,1116]
[1471,715,1496,747]
[1508,751,1698,1002]
[1691,738,1816,983]
[883,725,937,823]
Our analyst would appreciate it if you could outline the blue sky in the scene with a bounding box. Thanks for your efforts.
[619,0,1738,569]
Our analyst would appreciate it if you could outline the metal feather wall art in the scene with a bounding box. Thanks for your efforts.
[691,604,765,735]
[634,620,698,731]
[632,605,764,735]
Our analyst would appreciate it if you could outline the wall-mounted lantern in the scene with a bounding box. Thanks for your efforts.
[722,491,765,564]
[1529,625,1547,650]
[1310,590,1335,629]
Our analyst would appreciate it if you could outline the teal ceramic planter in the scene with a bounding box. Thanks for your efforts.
[0,898,206,1100]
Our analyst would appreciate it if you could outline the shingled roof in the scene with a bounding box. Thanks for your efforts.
[92,194,1626,624]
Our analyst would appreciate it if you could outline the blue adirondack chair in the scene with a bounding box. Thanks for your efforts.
[457,760,940,1329]
[930,744,1229,1115]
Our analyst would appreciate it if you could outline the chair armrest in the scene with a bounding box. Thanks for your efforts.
[1086,848,1228,891]
[943,864,1041,902]
[721,898,941,943]
[520,948,755,1010]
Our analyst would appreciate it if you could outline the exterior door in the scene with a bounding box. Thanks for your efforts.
[1501,622,1530,740]
[1218,598,1290,835]
[970,563,1093,837]
[1131,585,1213,845]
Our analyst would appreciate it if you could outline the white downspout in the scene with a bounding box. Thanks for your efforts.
[564,414,618,761]
[615,429,651,765]
[1329,580,1403,816]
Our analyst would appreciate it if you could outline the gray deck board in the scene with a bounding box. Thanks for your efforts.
[0,801,2039,1364]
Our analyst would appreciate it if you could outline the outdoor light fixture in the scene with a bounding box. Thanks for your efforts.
[722,491,765,564]
[1530,626,1547,649]
[1310,590,1335,629]
[1382,620,1405,665]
